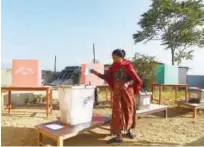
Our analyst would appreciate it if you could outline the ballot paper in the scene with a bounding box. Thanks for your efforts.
[46,124,64,130]
[85,63,92,76]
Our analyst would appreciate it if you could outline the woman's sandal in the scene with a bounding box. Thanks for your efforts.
[127,130,136,139]
[107,137,123,144]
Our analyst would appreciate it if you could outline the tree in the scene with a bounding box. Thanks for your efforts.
[132,53,158,91]
[41,70,58,85]
[133,0,204,65]
[71,71,81,84]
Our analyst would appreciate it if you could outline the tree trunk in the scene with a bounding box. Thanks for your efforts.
[171,49,175,65]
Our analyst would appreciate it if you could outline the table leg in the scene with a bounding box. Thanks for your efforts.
[110,90,113,105]
[105,87,109,104]
[49,89,53,114]
[193,108,197,119]
[135,115,139,124]
[94,88,99,105]
[57,137,63,147]
[151,84,154,103]
[175,86,178,102]
[37,130,43,146]
[159,85,162,105]
[185,87,188,101]
[46,90,49,118]
[177,103,181,112]
[1,91,5,110]
[8,90,11,114]
[164,109,168,118]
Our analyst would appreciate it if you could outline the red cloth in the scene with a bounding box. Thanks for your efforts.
[105,59,142,95]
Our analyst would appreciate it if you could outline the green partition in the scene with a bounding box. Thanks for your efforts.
[156,64,178,84]
[156,65,165,84]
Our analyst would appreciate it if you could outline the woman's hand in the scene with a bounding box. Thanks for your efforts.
[90,69,96,74]
[123,83,128,89]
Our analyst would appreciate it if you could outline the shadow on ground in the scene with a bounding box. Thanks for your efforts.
[1,126,181,146]
[3,125,203,146]
[184,137,204,146]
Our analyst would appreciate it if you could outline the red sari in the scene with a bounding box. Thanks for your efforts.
[96,60,142,135]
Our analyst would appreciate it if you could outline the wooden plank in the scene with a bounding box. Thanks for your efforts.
[5,106,50,110]
[96,85,109,88]
[1,86,51,91]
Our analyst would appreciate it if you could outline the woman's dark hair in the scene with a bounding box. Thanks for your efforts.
[112,49,126,58]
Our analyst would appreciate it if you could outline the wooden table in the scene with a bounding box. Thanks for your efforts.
[152,84,188,104]
[136,104,168,122]
[96,85,113,104]
[35,114,111,146]
[177,100,204,118]
[188,87,204,103]
[1,86,53,118]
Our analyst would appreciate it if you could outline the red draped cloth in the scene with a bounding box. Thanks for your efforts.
[102,59,142,135]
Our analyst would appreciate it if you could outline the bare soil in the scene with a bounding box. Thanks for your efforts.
[1,102,204,146]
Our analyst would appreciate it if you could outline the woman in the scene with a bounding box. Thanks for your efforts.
[90,49,142,144]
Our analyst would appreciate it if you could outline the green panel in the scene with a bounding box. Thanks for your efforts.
[156,65,165,84]
[164,65,178,84]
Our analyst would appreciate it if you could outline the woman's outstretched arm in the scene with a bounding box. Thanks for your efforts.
[90,69,111,80]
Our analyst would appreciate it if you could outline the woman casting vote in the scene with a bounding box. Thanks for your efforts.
[90,49,142,144]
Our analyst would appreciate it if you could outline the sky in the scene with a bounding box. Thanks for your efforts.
[1,0,204,75]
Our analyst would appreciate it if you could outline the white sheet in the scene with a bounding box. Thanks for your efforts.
[46,124,64,130]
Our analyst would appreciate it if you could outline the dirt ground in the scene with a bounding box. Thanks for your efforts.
[1,102,204,146]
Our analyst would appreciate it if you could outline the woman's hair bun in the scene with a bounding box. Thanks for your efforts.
[112,48,126,58]
[121,49,126,58]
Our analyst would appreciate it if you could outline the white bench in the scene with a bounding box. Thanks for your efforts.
[136,104,168,121]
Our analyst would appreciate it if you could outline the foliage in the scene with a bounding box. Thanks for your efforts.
[133,0,204,65]
[42,70,58,84]
[132,53,158,91]
[34,94,45,103]
[71,71,81,84]
[71,70,81,85]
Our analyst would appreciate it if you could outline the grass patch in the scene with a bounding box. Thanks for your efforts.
[98,87,186,106]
